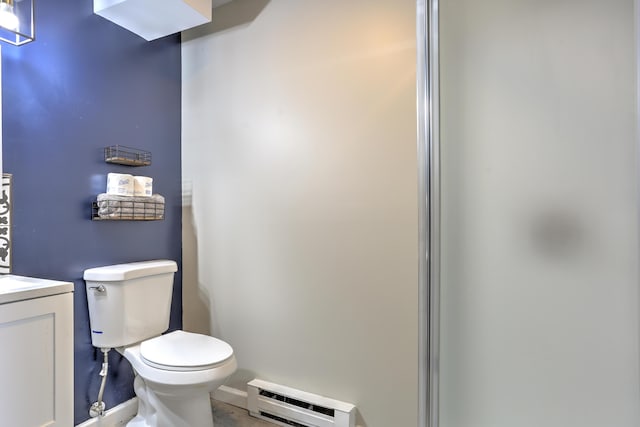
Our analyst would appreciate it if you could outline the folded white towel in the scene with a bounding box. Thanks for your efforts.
[96,193,165,220]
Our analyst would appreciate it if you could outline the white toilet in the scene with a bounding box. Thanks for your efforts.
[84,260,237,427]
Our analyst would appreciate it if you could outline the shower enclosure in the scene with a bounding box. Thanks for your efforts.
[418,0,640,426]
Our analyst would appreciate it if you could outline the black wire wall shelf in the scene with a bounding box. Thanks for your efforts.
[104,145,152,166]
[91,197,164,221]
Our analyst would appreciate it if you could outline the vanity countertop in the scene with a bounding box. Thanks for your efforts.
[0,274,74,305]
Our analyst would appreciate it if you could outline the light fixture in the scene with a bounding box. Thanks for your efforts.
[0,0,18,31]
[0,0,34,46]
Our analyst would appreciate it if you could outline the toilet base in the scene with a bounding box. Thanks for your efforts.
[127,375,214,427]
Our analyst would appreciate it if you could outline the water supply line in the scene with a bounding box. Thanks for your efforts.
[89,348,110,418]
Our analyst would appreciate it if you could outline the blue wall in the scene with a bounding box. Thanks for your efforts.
[1,0,182,424]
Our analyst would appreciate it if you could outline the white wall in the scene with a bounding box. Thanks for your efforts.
[181,1,418,426]
[440,1,640,426]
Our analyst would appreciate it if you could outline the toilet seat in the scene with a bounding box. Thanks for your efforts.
[123,343,237,388]
[140,330,234,372]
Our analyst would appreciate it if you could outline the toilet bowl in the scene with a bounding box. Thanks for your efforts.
[84,260,237,427]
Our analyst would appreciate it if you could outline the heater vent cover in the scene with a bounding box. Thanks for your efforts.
[248,379,356,427]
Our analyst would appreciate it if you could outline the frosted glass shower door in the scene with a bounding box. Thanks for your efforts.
[438,1,640,426]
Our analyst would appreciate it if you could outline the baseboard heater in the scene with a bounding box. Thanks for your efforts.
[247,379,356,427]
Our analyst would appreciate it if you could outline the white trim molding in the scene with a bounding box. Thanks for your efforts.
[213,385,249,409]
[75,398,138,427]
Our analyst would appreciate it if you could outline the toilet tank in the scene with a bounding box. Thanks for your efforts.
[84,260,178,349]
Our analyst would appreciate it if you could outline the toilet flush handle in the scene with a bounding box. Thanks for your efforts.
[89,285,106,293]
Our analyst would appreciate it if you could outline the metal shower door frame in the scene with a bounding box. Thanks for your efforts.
[417,0,439,426]
[419,1,640,427]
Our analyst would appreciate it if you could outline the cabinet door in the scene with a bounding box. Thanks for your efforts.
[0,293,73,426]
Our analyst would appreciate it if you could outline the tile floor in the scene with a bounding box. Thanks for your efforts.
[211,400,274,427]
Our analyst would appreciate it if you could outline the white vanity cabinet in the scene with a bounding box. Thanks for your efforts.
[0,275,74,426]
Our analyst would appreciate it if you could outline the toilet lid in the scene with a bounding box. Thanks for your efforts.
[140,330,234,372]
